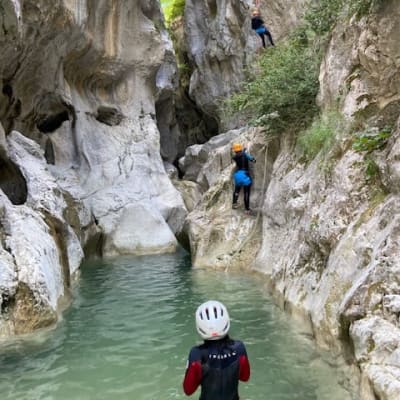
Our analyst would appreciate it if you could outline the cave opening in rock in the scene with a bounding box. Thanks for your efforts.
[36,110,70,133]
[0,156,28,205]
[95,106,124,126]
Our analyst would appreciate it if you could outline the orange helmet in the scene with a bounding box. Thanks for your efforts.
[232,143,243,152]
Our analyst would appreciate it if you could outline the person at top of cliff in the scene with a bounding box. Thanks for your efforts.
[251,9,275,48]
[231,143,256,216]
[183,300,251,400]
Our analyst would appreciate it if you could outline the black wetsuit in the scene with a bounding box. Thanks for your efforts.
[251,15,275,48]
[183,336,250,400]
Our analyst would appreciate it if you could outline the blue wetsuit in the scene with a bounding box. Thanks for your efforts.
[232,151,256,211]
[251,15,274,48]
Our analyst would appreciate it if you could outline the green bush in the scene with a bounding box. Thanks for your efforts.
[305,0,344,36]
[305,0,385,36]
[297,112,343,162]
[161,0,185,23]
[224,31,320,136]
[352,127,391,183]
[348,0,384,18]
[352,127,391,152]
[364,157,380,182]
[223,0,384,139]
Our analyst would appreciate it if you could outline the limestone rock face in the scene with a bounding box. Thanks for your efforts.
[0,131,84,335]
[183,0,307,129]
[250,120,400,397]
[179,130,242,190]
[351,317,400,400]
[255,0,307,41]
[0,0,187,260]
[0,0,187,335]
[242,4,400,397]
[184,0,256,129]
[319,0,400,123]
[183,2,400,397]
[182,126,279,269]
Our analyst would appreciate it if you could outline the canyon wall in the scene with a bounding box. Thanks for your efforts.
[0,0,187,334]
[183,1,400,399]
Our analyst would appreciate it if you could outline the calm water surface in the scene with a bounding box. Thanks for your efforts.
[0,250,353,400]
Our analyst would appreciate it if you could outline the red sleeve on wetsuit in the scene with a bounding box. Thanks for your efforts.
[239,355,250,382]
[183,361,202,395]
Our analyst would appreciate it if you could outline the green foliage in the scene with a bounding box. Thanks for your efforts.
[348,0,384,18]
[161,0,185,23]
[297,112,343,162]
[224,31,321,136]
[352,127,391,152]
[364,157,380,182]
[305,0,344,36]
[304,0,384,36]
[352,127,391,184]
[178,62,191,87]
[223,0,385,139]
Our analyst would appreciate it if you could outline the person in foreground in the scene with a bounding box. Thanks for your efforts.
[183,300,251,400]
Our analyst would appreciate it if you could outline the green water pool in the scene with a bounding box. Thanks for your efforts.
[0,250,354,400]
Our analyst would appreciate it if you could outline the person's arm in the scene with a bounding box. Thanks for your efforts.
[239,355,251,381]
[183,348,202,395]
[245,152,256,163]
[238,341,251,382]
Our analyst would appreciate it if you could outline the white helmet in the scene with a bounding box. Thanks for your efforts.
[195,300,230,340]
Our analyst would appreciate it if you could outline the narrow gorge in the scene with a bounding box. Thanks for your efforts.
[1,1,400,399]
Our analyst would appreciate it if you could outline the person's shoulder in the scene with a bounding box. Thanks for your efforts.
[188,344,204,360]
[189,343,204,351]
[231,339,247,352]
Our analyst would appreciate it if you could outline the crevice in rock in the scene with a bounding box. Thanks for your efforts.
[174,158,184,179]
[62,191,82,237]
[44,138,55,165]
[0,293,13,315]
[42,211,71,290]
[61,191,103,258]
[207,0,218,19]
[83,231,104,258]
[2,83,13,99]
[0,156,27,205]
[158,89,217,164]
[338,313,357,365]
[1,80,22,134]
[95,106,124,126]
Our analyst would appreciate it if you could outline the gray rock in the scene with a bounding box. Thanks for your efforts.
[182,126,276,269]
